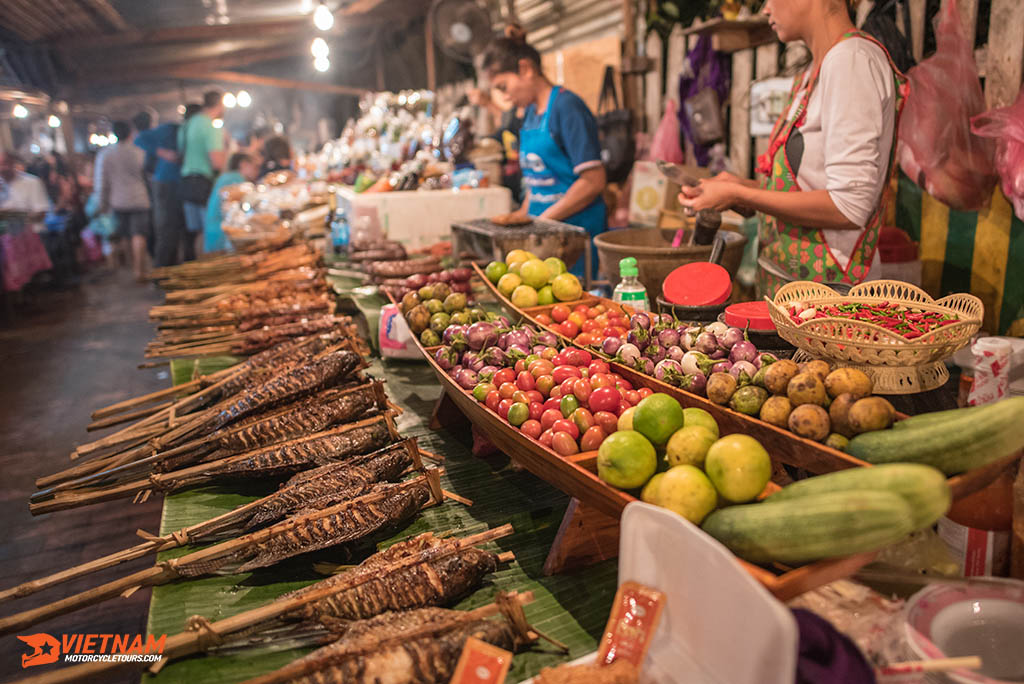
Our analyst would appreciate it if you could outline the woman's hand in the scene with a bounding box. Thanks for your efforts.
[678,177,745,212]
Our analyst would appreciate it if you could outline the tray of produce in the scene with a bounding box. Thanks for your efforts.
[452,217,589,268]
[766,280,983,393]
[473,253,588,310]
[413,318,969,601]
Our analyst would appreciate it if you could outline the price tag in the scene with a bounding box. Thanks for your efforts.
[597,581,666,668]
[450,636,513,684]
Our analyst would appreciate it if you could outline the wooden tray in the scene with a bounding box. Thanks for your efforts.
[416,338,878,600]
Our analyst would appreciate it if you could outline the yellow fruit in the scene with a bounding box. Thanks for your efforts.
[544,257,567,280]
[537,285,555,306]
[505,249,535,267]
[597,430,657,489]
[519,259,550,289]
[665,425,717,468]
[497,273,522,298]
[551,273,583,302]
[704,434,772,504]
[641,472,665,504]
[617,406,636,432]
[682,407,719,437]
[656,465,719,525]
[510,285,539,308]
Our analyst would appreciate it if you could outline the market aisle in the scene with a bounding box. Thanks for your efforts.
[0,271,167,684]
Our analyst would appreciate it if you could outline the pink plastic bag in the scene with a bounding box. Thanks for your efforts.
[898,0,997,211]
[649,99,684,164]
[971,87,1024,220]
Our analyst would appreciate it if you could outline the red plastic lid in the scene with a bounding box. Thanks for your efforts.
[724,301,776,331]
[662,262,732,307]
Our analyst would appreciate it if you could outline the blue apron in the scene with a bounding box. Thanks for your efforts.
[520,86,606,278]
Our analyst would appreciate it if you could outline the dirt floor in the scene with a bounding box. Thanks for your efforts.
[0,270,168,683]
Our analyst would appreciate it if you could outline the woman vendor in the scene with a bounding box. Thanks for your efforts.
[480,33,607,279]
[679,0,907,296]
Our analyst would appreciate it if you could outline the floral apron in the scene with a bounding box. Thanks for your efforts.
[755,31,909,298]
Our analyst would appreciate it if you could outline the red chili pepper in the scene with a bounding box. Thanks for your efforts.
[904,331,923,339]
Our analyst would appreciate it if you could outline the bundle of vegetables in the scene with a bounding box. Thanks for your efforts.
[786,300,960,339]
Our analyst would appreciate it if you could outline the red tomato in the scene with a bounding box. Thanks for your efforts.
[601,326,621,339]
[539,429,555,448]
[624,390,641,405]
[551,304,570,323]
[581,319,601,333]
[568,311,587,329]
[573,304,590,315]
[572,378,592,405]
[516,371,536,391]
[535,374,555,396]
[590,373,613,389]
[535,313,553,326]
[589,387,621,413]
[485,390,501,413]
[525,390,544,404]
[497,399,513,420]
[552,419,580,440]
[528,401,545,421]
[637,387,654,399]
[514,359,526,374]
[540,347,558,361]
[559,378,577,398]
[588,359,610,376]
[571,407,595,433]
[617,378,633,391]
[541,408,562,431]
[551,431,580,456]
[551,351,568,366]
[607,373,624,384]
[594,313,610,325]
[498,382,517,399]
[580,425,606,451]
[520,419,543,440]
[610,326,629,338]
[549,386,563,400]
[569,348,593,366]
[552,365,582,384]
[586,307,601,319]
[561,321,580,338]
[617,399,632,415]
[579,368,589,379]
[543,397,561,413]
[574,333,595,347]
[593,410,619,434]
[511,390,531,405]
[528,359,554,377]
[492,368,515,387]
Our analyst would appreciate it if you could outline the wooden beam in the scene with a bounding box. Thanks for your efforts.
[425,15,437,91]
[909,0,926,63]
[754,42,779,163]
[729,48,754,177]
[4,0,50,41]
[179,71,370,97]
[81,0,131,31]
[75,45,302,86]
[983,0,1024,109]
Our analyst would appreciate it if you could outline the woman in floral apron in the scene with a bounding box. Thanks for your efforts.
[679,0,908,297]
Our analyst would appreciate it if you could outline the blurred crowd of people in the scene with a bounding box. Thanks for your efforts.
[0,89,293,293]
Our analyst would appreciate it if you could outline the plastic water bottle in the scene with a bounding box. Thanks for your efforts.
[612,257,649,311]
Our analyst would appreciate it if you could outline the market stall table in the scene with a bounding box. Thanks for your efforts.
[145,357,617,683]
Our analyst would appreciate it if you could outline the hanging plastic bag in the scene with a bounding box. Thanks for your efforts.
[971,87,1024,220]
[897,0,997,211]
[649,99,684,164]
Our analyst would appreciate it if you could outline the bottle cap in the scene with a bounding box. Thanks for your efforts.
[619,257,638,278]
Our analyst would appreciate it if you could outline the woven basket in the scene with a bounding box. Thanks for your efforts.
[766,280,983,394]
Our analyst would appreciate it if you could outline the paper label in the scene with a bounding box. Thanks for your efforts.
[937,516,1010,577]
[450,636,512,684]
[968,338,1011,406]
[597,581,666,668]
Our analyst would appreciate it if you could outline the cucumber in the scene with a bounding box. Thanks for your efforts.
[765,463,950,531]
[702,490,914,564]
[892,404,986,431]
[847,397,1024,475]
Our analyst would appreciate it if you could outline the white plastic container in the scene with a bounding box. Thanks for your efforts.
[378,304,422,360]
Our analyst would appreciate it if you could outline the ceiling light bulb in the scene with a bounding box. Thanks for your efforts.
[300,0,314,13]
[212,118,224,129]
[313,2,333,30]
[12,104,28,118]
[313,56,330,72]
[108,134,118,144]
[236,90,252,108]
[223,92,237,108]
[310,37,329,58]
[48,115,61,128]
[177,104,186,115]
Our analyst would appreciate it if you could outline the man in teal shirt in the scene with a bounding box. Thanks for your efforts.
[178,90,225,260]
[204,152,260,252]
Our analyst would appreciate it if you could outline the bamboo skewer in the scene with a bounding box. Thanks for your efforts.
[877,656,982,676]
[14,528,521,684]
[90,378,204,420]
[6,470,448,635]
[86,401,172,431]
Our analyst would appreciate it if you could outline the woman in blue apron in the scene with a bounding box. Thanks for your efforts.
[480,32,607,279]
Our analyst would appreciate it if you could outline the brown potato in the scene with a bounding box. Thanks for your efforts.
[764,359,800,395]
[787,372,829,407]
[788,404,831,441]
[804,360,832,382]
[848,397,895,433]
[824,367,873,399]
[759,396,794,428]
[828,393,859,438]
[707,372,738,406]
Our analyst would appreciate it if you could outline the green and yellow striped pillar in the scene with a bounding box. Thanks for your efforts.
[896,173,1024,335]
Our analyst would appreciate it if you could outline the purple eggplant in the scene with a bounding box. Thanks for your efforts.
[534,331,559,348]
[657,328,680,349]
[752,352,779,370]
[505,329,531,349]
[496,316,511,329]
[455,368,479,390]
[449,364,463,378]
[716,327,746,351]
[466,321,498,351]
[496,332,509,350]
[617,342,641,366]
[630,312,651,330]
[442,325,463,346]
[711,360,733,375]
[645,344,666,364]
[507,343,530,359]
[602,336,623,356]
[478,365,499,381]
[705,321,729,337]
[635,357,655,375]
[667,345,685,362]
[463,351,486,373]
[481,346,508,368]
[679,371,707,396]
[694,332,718,355]
[627,327,650,351]
[654,358,683,384]
[434,346,458,371]
[730,360,758,386]
[729,340,759,364]
[710,349,727,360]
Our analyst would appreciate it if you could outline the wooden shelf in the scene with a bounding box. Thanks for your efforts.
[681,17,777,53]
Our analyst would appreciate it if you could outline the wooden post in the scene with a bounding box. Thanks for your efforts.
[425,16,437,92]
[955,0,979,50]
[909,0,926,63]
[644,31,663,134]
[983,0,1024,109]
[753,42,779,164]
[729,48,754,177]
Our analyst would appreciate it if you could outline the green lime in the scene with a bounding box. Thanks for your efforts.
[537,285,555,306]
[632,393,685,446]
[682,407,720,438]
[704,434,772,503]
[597,430,657,489]
[484,261,508,284]
[507,402,530,427]
[560,394,579,418]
